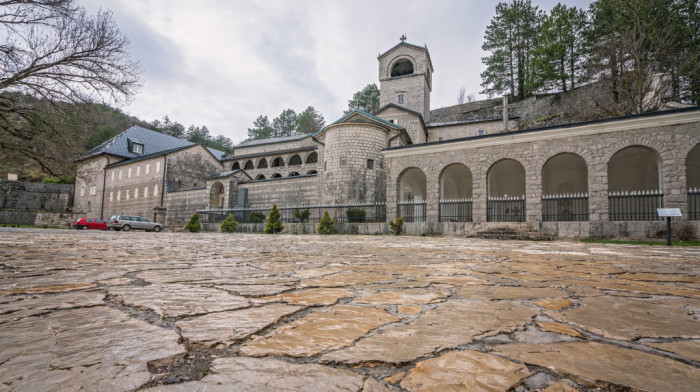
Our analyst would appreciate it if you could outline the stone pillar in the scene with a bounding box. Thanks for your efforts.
[426,167,440,222]
[588,161,608,222]
[227,179,239,209]
[664,148,687,215]
[526,164,542,223]
[472,165,488,223]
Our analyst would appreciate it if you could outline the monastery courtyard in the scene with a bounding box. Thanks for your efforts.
[0,229,698,391]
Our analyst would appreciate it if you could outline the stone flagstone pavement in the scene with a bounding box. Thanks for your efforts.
[0,228,698,391]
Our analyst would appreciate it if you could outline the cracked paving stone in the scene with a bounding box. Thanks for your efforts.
[455,286,569,301]
[354,288,450,305]
[108,283,249,318]
[536,321,582,338]
[533,298,573,310]
[0,306,185,391]
[0,291,105,324]
[214,284,295,296]
[492,342,700,392]
[300,272,395,288]
[547,296,700,340]
[176,303,304,348]
[321,300,537,365]
[398,350,531,392]
[542,382,580,392]
[144,357,392,392]
[397,305,423,314]
[646,341,700,361]
[276,287,356,305]
[239,305,400,357]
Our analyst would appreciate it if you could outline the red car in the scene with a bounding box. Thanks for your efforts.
[73,218,108,230]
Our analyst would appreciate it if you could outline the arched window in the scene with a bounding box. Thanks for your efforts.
[439,164,473,222]
[608,146,662,221]
[487,159,526,222]
[289,171,300,177]
[244,160,255,170]
[232,162,240,170]
[306,152,318,164]
[272,173,282,178]
[289,155,302,166]
[391,59,414,77]
[257,158,268,169]
[255,174,266,180]
[271,157,284,167]
[209,182,225,209]
[307,170,317,175]
[686,144,700,220]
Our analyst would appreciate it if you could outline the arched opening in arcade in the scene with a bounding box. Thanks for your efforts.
[232,162,240,170]
[271,157,284,167]
[257,158,268,169]
[439,163,473,222]
[607,146,662,221]
[255,174,266,180]
[289,155,302,166]
[244,160,255,170]
[397,167,427,222]
[306,152,318,164]
[272,173,282,178]
[686,143,700,220]
[209,182,225,209]
[541,153,589,221]
[487,159,526,222]
[288,171,300,177]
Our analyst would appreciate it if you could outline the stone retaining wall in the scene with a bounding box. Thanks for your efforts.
[0,210,83,227]
[0,181,73,212]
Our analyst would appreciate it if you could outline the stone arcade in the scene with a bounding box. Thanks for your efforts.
[74,40,700,238]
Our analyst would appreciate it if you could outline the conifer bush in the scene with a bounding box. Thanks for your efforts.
[389,217,404,235]
[220,213,238,233]
[264,203,284,234]
[248,211,266,223]
[318,211,338,234]
[294,208,311,223]
[185,212,202,233]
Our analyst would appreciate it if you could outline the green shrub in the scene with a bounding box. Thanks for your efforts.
[294,208,311,223]
[318,211,338,234]
[185,212,202,233]
[265,203,284,234]
[346,208,366,223]
[389,217,404,235]
[248,211,266,223]
[220,213,238,233]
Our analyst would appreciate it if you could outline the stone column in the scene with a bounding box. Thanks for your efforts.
[525,164,542,224]
[588,161,608,222]
[472,164,487,223]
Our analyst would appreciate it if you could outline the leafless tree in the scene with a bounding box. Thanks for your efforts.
[0,0,142,175]
[457,87,466,104]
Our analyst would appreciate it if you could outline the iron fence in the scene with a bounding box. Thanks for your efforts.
[608,190,663,221]
[198,203,386,224]
[397,201,427,222]
[439,199,473,222]
[487,196,525,222]
[542,193,589,221]
[689,188,700,221]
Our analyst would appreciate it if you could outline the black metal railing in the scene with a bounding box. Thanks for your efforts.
[439,199,473,222]
[487,196,525,222]
[198,203,387,224]
[542,193,589,221]
[689,188,700,221]
[608,190,663,221]
[397,201,427,222]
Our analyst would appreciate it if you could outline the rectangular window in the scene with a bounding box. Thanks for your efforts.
[478,129,485,136]
[126,190,130,200]
[144,187,148,198]
[109,192,113,202]
[367,159,374,169]
[111,172,115,183]
[132,143,144,154]
[119,170,122,180]
[156,161,160,173]
[117,191,121,201]
[136,166,141,176]
[80,186,85,197]
[128,168,132,178]
[134,188,138,199]
[90,185,96,195]
[154,185,158,197]
[146,164,150,174]
[397,93,405,105]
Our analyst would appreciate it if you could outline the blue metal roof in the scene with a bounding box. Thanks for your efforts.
[77,126,225,162]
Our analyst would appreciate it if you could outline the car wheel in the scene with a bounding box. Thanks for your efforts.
[122,224,131,232]
[81,226,89,230]
[153,226,161,232]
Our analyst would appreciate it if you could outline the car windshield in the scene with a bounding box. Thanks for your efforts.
[109,216,117,220]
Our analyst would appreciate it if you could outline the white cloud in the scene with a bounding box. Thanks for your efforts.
[80,0,592,144]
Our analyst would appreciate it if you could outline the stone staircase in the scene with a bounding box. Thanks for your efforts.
[467,226,554,241]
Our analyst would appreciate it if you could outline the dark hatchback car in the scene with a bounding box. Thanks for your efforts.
[73,218,107,230]
[107,215,163,232]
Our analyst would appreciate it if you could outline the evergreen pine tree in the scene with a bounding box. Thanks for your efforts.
[318,211,338,234]
[220,213,238,233]
[264,203,284,234]
[185,212,202,233]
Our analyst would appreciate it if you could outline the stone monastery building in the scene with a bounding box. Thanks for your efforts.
[74,40,700,237]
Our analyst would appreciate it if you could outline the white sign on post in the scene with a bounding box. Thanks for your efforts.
[657,208,682,217]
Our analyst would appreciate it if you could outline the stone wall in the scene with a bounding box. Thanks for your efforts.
[322,123,387,205]
[165,188,208,226]
[379,44,432,121]
[375,106,426,145]
[1,181,74,212]
[102,155,165,220]
[0,210,83,227]
[240,175,320,208]
[427,120,515,142]
[384,110,700,238]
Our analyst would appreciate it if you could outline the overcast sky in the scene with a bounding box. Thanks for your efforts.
[81,0,592,144]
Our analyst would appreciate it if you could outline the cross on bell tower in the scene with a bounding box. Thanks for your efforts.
[400,34,407,43]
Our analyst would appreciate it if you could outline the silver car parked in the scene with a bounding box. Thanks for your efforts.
[108,215,163,232]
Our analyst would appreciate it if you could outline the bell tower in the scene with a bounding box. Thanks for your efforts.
[378,36,433,122]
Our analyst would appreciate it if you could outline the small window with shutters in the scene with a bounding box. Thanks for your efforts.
[367,159,374,169]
